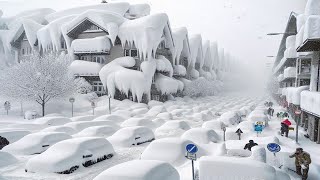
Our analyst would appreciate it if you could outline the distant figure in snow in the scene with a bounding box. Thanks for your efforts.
[283,112,289,118]
[281,119,291,137]
[244,140,258,151]
[268,101,273,107]
[268,107,274,117]
[0,136,9,150]
[289,148,311,180]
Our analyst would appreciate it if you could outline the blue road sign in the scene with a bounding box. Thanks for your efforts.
[254,125,264,132]
[267,143,281,153]
[186,144,198,154]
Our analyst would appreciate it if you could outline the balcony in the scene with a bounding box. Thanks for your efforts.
[286,86,309,105]
[283,67,296,80]
[301,91,320,116]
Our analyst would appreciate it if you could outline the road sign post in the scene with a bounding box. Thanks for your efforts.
[221,124,227,141]
[235,128,243,140]
[4,101,11,115]
[185,144,198,180]
[69,97,75,117]
[295,109,301,143]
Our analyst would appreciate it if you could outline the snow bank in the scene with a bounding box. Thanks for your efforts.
[156,55,173,77]
[199,156,276,180]
[93,160,179,180]
[73,125,116,137]
[172,27,190,65]
[0,151,17,168]
[249,146,266,163]
[70,60,103,76]
[303,15,320,41]
[286,86,309,105]
[3,132,71,155]
[108,126,154,147]
[283,67,296,79]
[26,137,114,173]
[119,13,174,60]
[45,3,130,22]
[155,74,184,95]
[305,0,320,16]
[71,36,112,53]
[141,138,193,166]
[181,128,219,144]
[301,90,320,116]
[0,130,30,143]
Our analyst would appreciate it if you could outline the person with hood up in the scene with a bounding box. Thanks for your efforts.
[244,140,258,151]
[289,148,311,180]
[281,119,291,137]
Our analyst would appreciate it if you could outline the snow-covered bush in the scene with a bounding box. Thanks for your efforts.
[74,77,92,94]
[183,77,218,97]
[0,53,76,116]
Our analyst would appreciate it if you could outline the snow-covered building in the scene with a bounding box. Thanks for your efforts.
[0,1,226,102]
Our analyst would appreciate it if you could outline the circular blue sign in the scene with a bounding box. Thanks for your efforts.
[267,143,281,153]
[186,144,198,154]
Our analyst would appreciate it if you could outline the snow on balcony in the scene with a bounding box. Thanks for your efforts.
[277,74,284,82]
[301,90,320,116]
[296,14,306,32]
[283,67,296,79]
[284,47,297,58]
[71,36,111,53]
[70,60,103,76]
[296,26,304,50]
[286,86,309,105]
[173,65,186,77]
[286,35,296,49]
[303,15,320,42]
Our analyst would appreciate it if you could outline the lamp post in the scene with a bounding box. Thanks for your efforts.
[69,97,75,117]
[91,102,96,115]
[107,94,111,114]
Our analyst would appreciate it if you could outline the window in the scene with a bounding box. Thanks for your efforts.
[92,81,105,94]
[131,49,138,57]
[152,95,160,101]
[22,49,25,55]
[115,37,121,45]
[124,49,130,56]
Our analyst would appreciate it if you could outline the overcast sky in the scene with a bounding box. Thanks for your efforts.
[0,0,307,82]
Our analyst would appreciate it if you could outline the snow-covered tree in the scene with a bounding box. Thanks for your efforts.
[74,77,92,94]
[0,52,76,116]
[183,77,218,97]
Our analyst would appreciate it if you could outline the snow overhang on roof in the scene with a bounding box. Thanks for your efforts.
[70,60,103,76]
[172,27,191,65]
[45,2,130,22]
[118,13,175,61]
[189,34,203,69]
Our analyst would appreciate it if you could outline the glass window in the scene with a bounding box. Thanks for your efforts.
[131,49,138,57]
[124,49,130,56]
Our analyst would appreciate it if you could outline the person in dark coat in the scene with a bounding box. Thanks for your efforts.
[244,140,258,151]
[270,108,274,116]
[289,148,311,180]
[281,122,289,137]
[0,136,9,150]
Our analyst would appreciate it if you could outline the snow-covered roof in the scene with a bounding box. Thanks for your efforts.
[71,36,112,53]
[62,10,126,51]
[125,4,151,19]
[6,8,54,27]
[119,13,174,60]
[303,15,320,41]
[156,55,173,77]
[305,0,320,16]
[172,27,190,65]
[37,15,76,52]
[189,34,203,68]
[45,3,130,22]
[155,73,184,94]
[70,60,104,76]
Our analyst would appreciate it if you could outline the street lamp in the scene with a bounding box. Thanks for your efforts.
[69,97,75,117]
[107,94,112,114]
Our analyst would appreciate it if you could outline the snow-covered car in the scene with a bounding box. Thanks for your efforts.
[25,137,115,174]
[93,160,180,180]
[0,130,31,143]
[63,120,117,132]
[202,120,224,131]
[155,120,190,138]
[71,115,97,122]
[33,116,71,126]
[93,114,127,123]
[218,111,241,126]
[41,126,77,135]
[181,128,219,144]
[121,117,155,128]
[73,125,116,138]
[141,138,194,166]
[0,151,18,168]
[2,132,71,155]
[108,126,155,147]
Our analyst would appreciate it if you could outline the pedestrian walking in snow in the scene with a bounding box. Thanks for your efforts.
[0,136,9,150]
[244,140,258,151]
[283,112,289,118]
[281,119,291,137]
[289,148,311,180]
[270,108,274,116]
